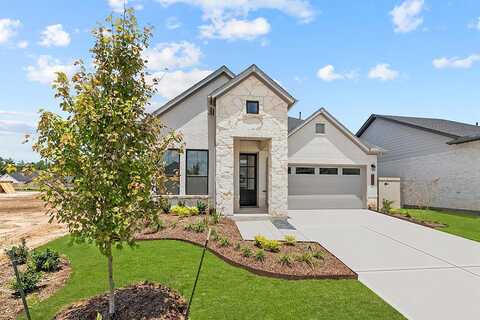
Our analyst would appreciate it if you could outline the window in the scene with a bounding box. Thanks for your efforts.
[186,150,208,195]
[246,100,259,114]
[163,149,180,195]
[319,168,338,175]
[288,167,292,174]
[342,168,361,176]
[295,167,315,175]
[315,123,326,134]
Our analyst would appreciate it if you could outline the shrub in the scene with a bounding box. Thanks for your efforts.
[170,205,199,217]
[381,199,394,214]
[283,235,297,246]
[218,237,230,247]
[5,239,29,265]
[296,252,315,268]
[254,235,280,252]
[254,249,266,262]
[10,267,41,295]
[312,251,325,261]
[30,248,60,272]
[278,254,294,267]
[184,220,206,233]
[209,209,221,225]
[159,198,171,214]
[196,200,208,214]
[241,246,253,258]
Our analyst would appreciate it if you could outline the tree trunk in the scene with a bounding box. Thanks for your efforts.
[108,252,115,319]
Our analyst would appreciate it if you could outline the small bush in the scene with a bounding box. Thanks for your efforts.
[312,251,324,261]
[196,200,208,214]
[296,252,315,268]
[184,220,206,233]
[30,248,60,272]
[254,235,280,252]
[210,209,221,224]
[241,246,253,258]
[254,249,266,262]
[278,254,294,267]
[218,237,230,247]
[170,205,199,217]
[5,239,29,265]
[159,198,171,214]
[152,218,165,232]
[283,235,297,246]
[381,199,394,214]
[10,267,41,295]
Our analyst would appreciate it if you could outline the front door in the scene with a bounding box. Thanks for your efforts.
[239,153,257,207]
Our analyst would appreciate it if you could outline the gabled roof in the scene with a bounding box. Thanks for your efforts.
[288,116,304,133]
[357,114,480,144]
[152,65,235,116]
[208,64,296,108]
[289,108,383,155]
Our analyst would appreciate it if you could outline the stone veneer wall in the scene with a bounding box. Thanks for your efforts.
[215,74,289,216]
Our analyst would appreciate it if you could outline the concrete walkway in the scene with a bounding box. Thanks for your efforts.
[235,209,480,320]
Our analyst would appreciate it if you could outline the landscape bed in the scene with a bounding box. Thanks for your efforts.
[136,212,356,280]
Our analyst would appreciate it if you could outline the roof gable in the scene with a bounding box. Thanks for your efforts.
[208,64,296,107]
[289,108,382,155]
[152,65,235,116]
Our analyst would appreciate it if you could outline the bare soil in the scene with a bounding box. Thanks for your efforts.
[0,258,71,320]
[54,282,186,320]
[137,214,356,279]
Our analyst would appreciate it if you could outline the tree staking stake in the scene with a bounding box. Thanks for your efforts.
[186,228,211,319]
[10,256,32,320]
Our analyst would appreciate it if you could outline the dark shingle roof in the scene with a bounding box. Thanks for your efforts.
[288,116,304,133]
[357,114,480,144]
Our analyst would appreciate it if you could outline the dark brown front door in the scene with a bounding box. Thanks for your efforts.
[239,153,257,207]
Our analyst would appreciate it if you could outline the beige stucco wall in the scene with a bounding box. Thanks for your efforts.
[215,74,289,216]
[288,112,378,208]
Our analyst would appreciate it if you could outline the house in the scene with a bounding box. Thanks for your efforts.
[0,172,36,184]
[154,64,380,216]
[357,114,480,212]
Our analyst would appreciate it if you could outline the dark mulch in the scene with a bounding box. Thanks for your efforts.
[136,214,356,280]
[390,213,448,228]
[54,282,186,320]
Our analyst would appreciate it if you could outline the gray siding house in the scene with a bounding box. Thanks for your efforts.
[154,64,380,216]
[357,115,480,212]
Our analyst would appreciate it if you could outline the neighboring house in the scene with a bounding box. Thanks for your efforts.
[0,172,36,184]
[154,64,380,216]
[357,114,480,212]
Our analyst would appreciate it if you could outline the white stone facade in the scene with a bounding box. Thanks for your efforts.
[215,74,289,216]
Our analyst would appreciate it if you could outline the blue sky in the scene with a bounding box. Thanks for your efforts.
[1,0,480,161]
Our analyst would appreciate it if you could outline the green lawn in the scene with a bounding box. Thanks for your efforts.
[397,208,480,242]
[24,237,404,319]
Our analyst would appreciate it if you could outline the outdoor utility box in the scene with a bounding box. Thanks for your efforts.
[378,177,401,209]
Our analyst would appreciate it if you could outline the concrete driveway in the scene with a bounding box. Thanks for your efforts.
[287,209,480,320]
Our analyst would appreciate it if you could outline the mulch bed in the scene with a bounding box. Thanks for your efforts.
[54,282,186,320]
[0,258,71,320]
[378,211,448,229]
[136,214,356,280]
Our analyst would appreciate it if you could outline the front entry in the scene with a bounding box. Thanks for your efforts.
[239,153,257,207]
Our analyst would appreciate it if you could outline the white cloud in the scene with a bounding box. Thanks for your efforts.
[143,41,202,71]
[149,69,212,99]
[108,0,143,12]
[200,17,270,40]
[0,120,35,135]
[316,65,357,82]
[39,24,71,47]
[468,17,480,30]
[368,63,399,81]
[17,40,28,49]
[166,17,182,29]
[432,54,480,69]
[390,0,424,33]
[0,18,21,44]
[25,55,77,84]
[157,0,315,23]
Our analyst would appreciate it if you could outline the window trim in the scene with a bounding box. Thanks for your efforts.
[164,148,180,195]
[295,167,315,175]
[315,123,326,135]
[342,168,361,176]
[319,167,338,175]
[186,149,209,195]
[246,100,259,114]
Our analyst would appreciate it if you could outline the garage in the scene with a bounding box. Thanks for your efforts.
[288,166,366,209]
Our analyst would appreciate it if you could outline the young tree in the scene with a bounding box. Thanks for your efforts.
[33,9,181,318]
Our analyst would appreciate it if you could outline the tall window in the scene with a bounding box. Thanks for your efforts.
[246,100,259,114]
[186,150,208,195]
[164,149,180,195]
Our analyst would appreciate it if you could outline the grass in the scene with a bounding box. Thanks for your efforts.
[396,208,480,242]
[24,237,404,320]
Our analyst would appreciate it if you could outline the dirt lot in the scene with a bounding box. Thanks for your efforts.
[0,192,66,259]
